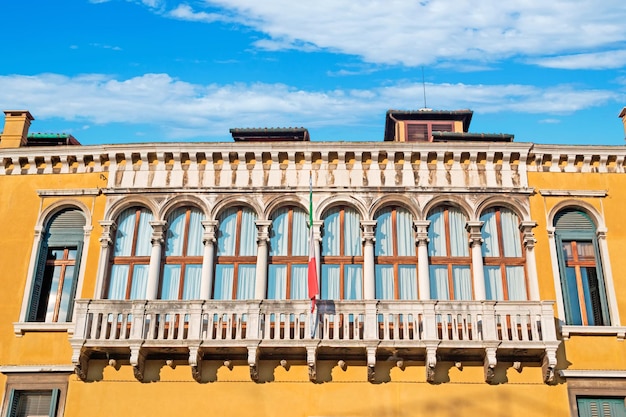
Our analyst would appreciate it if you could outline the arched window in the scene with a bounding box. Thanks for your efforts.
[427,206,472,300]
[268,206,309,299]
[160,207,204,300]
[107,207,153,299]
[28,208,85,322]
[214,206,257,300]
[374,206,417,299]
[321,206,363,300]
[554,209,609,326]
[480,207,527,300]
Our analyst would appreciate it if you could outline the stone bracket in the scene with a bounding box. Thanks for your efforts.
[130,345,146,382]
[189,346,202,382]
[71,346,89,381]
[425,343,439,383]
[484,347,497,383]
[366,346,377,382]
[248,345,259,382]
[543,345,558,384]
[306,346,317,382]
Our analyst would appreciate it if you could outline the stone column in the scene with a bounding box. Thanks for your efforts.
[95,220,116,299]
[520,221,540,301]
[145,221,166,300]
[466,221,486,300]
[414,220,431,300]
[200,220,218,300]
[254,220,272,299]
[361,220,377,300]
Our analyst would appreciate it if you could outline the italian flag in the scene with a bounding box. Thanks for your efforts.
[308,173,319,313]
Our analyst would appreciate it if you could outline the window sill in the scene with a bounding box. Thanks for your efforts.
[561,325,626,340]
[13,322,75,337]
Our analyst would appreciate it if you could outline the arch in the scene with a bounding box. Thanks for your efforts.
[211,195,264,222]
[475,196,529,222]
[265,195,309,220]
[105,196,158,223]
[422,195,473,221]
[160,194,209,220]
[547,200,604,230]
[317,195,368,221]
[370,194,420,220]
[38,200,90,230]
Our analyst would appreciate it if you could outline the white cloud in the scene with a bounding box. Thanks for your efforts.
[167,4,224,23]
[151,0,626,68]
[0,73,618,139]
[532,50,626,70]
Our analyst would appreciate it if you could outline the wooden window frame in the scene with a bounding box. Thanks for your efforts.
[482,207,527,300]
[214,206,257,300]
[268,206,308,299]
[374,206,417,299]
[405,121,454,142]
[160,207,203,300]
[321,206,364,300]
[428,206,472,300]
[1,373,69,417]
[107,207,151,300]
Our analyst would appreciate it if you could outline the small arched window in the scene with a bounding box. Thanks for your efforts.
[554,208,610,326]
[107,206,153,299]
[480,207,527,300]
[427,206,472,300]
[28,208,85,322]
[160,207,204,300]
[321,206,363,300]
[214,206,257,300]
[267,206,309,300]
[374,206,417,299]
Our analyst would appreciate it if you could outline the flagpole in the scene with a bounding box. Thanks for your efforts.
[308,171,319,338]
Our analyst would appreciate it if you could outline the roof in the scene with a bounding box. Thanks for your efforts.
[385,109,473,141]
[230,127,310,142]
[26,133,81,146]
[432,131,514,143]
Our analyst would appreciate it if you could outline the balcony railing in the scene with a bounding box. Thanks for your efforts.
[70,299,559,384]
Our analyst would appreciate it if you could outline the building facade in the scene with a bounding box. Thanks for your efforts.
[1,108,626,416]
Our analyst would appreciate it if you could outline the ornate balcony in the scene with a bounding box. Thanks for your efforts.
[70,299,559,384]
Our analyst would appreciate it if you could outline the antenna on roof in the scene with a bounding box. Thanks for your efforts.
[421,66,428,109]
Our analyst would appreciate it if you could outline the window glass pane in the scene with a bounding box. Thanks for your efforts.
[577,241,596,261]
[291,209,308,256]
[429,265,449,300]
[165,208,185,256]
[321,264,340,300]
[214,265,234,300]
[427,209,446,256]
[480,210,499,257]
[236,265,256,299]
[270,208,288,256]
[484,265,503,300]
[182,265,202,300]
[14,390,54,417]
[114,208,136,256]
[322,210,340,256]
[375,265,394,299]
[291,265,308,299]
[58,265,75,321]
[186,209,204,256]
[452,266,472,300]
[565,266,583,325]
[44,266,62,322]
[135,209,153,256]
[217,208,237,256]
[129,264,149,299]
[108,265,129,299]
[506,266,527,301]
[239,209,258,256]
[67,249,77,260]
[344,265,362,300]
[344,209,362,256]
[500,209,522,257]
[449,208,469,257]
[396,208,415,256]
[161,265,181,300]
[268,265,287,300]
[398,265,417,300]
[375,209,393,256]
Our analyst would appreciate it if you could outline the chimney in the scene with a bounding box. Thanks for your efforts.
[0,110,34,148]
[618,107,626,139]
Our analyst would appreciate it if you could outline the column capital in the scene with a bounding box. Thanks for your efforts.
[519,220,538,248]
[414,220,430,244]
[99,220,117,248]
[361,220,377,243]
[312,220,323,242]
[465,221,484,247]
[201,220,218,244]
[150,220,167,245]
[256,220,272,243]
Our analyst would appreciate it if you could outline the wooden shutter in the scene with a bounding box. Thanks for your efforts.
[407,124,428,142]
[27,242,49,322]
[554,209,595,231]
[578,397,626,417]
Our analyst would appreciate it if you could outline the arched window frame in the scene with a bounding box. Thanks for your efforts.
[480,206,528,301]
[554,208,610,326]
[106,206,154,300]
[159,206,205,300]
[267,206,310,300]
[213,206,258,300]
[374,206,418,300]
[320,206,363,300]
[427,205,472,300]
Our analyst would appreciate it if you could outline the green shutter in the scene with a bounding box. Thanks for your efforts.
[578,397,626,417]
[554,209,595,231]
[27,242,49,322]
[48,389,60,417]
[6,390,18,417]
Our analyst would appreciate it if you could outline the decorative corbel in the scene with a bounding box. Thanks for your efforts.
[367,346,377,382]
[484,347,497,383]
[130,346,146,382]
[307,346,317,382]
[542,346,558,384]
[189,346,202,382]
[248,346,259,382]
[425,345,437,383]
[72,348,90,381]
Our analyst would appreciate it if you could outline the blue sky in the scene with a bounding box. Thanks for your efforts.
[1,0,625,146]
